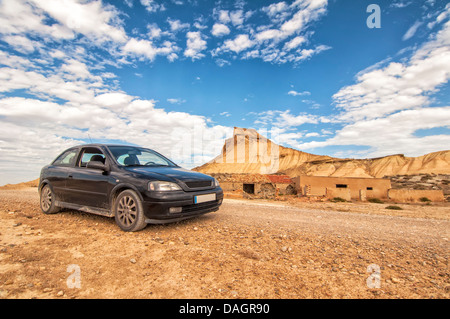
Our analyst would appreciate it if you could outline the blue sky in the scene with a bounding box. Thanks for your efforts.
[0,0,449,185]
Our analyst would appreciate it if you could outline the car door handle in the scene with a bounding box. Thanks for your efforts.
[68,175,73,179]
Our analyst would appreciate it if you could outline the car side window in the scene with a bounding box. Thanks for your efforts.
[53,149,78,167]
[78,148,106,167]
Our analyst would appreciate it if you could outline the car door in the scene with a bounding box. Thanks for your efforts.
[64,147,111,209]
[47,147,80,202]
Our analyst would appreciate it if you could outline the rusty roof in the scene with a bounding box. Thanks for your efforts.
[267,175,293,184]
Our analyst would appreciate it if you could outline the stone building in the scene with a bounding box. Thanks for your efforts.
[212,173,296,197]
[292,175,392,201]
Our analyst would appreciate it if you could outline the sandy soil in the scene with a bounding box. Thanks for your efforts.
[0,187,448,299]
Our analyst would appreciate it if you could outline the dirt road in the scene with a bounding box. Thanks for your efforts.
[0,187,448,299]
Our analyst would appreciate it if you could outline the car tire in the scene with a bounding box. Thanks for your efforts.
[40,184,60,214]
[114,189,147,232]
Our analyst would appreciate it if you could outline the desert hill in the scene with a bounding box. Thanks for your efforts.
[194,127,450,178]
[0,178,39,190]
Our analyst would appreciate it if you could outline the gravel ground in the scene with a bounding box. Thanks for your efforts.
[0,187,448,299]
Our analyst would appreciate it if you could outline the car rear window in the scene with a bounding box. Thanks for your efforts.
[53,149,78,167]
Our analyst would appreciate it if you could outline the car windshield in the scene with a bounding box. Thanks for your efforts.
[108,146,177,167]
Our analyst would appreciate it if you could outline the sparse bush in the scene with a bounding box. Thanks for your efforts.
[385,205,403,210]
[368,198,384,204]
[419,197,431,202]
[331,197,347,202]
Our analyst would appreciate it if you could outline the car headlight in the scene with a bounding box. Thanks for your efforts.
[148,181,182,191]
[214,178,220,187]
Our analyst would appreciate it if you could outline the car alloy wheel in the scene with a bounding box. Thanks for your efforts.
[114,190,147,232]
[117,195,137,226]
[40,184,60,214]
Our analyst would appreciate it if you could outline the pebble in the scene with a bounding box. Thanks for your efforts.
[391,277,401,284]
[57,290,64,297]
[130,258,137,264]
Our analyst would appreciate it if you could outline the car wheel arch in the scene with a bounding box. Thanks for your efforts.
[38,179,52,194]
[110,183,144,209]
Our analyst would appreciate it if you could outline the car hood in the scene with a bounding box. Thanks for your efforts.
[124,166,213,183]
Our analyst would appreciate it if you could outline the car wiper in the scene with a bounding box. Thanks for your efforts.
[144,163,170,167]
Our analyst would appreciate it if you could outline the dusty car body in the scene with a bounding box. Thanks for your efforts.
[39,144,223,231]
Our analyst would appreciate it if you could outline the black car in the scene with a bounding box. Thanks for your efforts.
[39,144,223,231]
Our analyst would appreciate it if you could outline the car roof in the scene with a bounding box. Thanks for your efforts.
[76,144,143,148]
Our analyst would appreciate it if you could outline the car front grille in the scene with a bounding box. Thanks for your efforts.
[184,180,213,189]
[182,200,219,213]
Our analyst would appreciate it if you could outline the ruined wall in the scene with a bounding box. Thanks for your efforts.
[388,189,445,202]
[293,175,391,200]
[325,188,352,201]
[215,173,296,197]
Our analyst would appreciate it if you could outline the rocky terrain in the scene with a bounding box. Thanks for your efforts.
[389,174,450,199]
[0,186,448,299]
[195,127,450,179]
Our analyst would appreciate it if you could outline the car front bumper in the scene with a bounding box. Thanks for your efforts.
[141,187,223,224]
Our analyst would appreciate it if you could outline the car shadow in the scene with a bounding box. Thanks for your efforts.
[57,208,219,232]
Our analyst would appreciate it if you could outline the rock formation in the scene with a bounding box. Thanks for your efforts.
[194,127,450,178]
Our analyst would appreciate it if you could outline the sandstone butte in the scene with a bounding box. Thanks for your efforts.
[194,127,450,178]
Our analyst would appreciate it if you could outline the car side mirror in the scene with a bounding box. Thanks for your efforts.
[86,161,108,171]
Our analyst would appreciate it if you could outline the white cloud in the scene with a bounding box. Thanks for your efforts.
[222,34,255,53]
[333,19,450,122]
[95,92,134,108]
[293,18,450,158]
[49,49,66,59]
[255,29,283,42]
[167,98,186,104]
[184,31,207,60]
[299,107,450,157]
[305,132,320,138]
[253,109,318,127]
[167,18,190,32]
[211,23,230,37]
[211,0,329,64]
[60,59,93,79]
[30,0,127,43]
[276,110,319,127]
[140,0,165,13]
[230,10,244,26]
[215,58,231,67]
[284,36,306,50]
[266,0,327,40]
[218,10,231,24]
[123,38,177,62]
[402,21,423,41]
[147,23,162,39]
[2,35,38,53]
[288,90,311,96]
[0,56,233,184]
[0,0,74,39]
[0,66,97,103]
[262,2,289,18]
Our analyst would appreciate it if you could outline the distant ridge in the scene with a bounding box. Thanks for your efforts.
[194,127,450,178]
